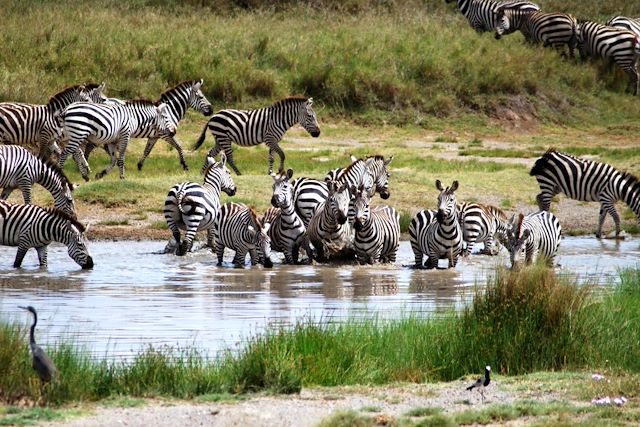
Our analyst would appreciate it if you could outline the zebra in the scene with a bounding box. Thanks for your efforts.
[0,199,93,269]
[445,0,540,33]
[607,16,640,38]
[576,20,640,95]
[214,202,273,268]
[292,176,328,228]
[408,208,438,267]
[498,211,562,268]
[0,145,76,217]
[494,9,578,58]
[163,154,237,256]
[351,184,400,264]
[458,202,510,256]
[408,180,463,269]
[58,100,177,181]
[263,168,311,264]
[307,180,352,262]
[84,79,213,172]
[193,96,321,175]
[530,149,640,238]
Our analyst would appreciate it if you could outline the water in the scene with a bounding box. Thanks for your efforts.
[0,237,638,360]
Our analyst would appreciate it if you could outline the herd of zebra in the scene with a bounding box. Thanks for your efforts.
[447,0,640,94]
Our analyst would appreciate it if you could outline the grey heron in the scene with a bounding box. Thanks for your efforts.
[18,306,57,384]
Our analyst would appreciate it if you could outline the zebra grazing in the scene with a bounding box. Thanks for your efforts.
[607,16,640,38]
[307,180,352,262]
[164,154,236,256]
[530,149,640,238]
[215,202,273,268]
[264,169,311,264]
[0,200,93,269]
[351,184,400,264]
[0,85,94,160]
[458,202,510,256]
[498,211,562,268]
[58,100,177,181]
[577,21,640,95]
[445,0,540,33]
[494,9,578,58]
[193,96,321,175]
[0,146,76,217]
[409,180,463,269]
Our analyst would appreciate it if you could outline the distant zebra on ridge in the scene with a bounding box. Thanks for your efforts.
[530,149,640,238]
[193,96,321,175]
[498,211,562,268]
[445,0,540,33]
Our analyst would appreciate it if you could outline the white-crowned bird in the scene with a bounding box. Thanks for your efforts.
[466,365,491,402]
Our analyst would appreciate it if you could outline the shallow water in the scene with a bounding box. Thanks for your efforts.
[0,237,638,359]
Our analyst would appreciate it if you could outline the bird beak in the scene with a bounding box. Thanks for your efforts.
[18,305,27,310]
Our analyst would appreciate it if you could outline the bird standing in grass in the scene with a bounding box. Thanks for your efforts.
[466,365,491,402]
[19,306,57,384]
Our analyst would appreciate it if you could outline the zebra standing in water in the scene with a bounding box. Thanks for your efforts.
[292,177,328,228]
[58,100,177,181]
[498,211,562,268]
[351,184,400,264]
[458,202,510,255]
[408,208,438,267]
[0,146,76,217]
[494,9,578,58]
[193,96,321,175]
[0,200,93,269]
[445,0,540,33]
[530,149,640,238]
[607,16,640,38]
[409,180,463,269]
[307,180,352,262]
[263,169,311,264]
[215,202,273,268]
[164,154,236,256]
[577,21,640,95]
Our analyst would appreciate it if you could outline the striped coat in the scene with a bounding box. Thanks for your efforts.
[307,180,352,262]
[446,0,540,33]
[458,202,509,255]
[499,211,562,268]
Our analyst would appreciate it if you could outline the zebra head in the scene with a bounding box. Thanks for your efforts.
[365,155,393,200]
[299,98,321,138]
[189,79,213,116]
[204,153,237,196]
[494,7,512,39]
[61,215,93,269]
[499,213,529,268]
[155,103,178,137]
[435,180,459,223]
[270,168,294,208]
[352,183,371,231]
[327,180,350,225]
[84,82,108,103]
[250,221,273,268]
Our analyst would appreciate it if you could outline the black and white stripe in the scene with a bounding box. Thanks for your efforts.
[58,100,177,181]
[164,154,237,256]
[607,16,640,38]
[0,199,93,269]
[408,180,463,269]
[351,184,400,264]
[215,202,272,268]
[0,145,76,217]
[499,211,562,268]
[458,202,509,255]
[408,208,438,267]
[193,96,321,175]
[577,20,640,95]
[292,177,329,228]
[446,0,540,33]
[307,180,352,262]
[530,149,640,238]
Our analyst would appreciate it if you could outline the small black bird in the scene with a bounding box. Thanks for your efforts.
[19,306,57,384]
[466,365,491,402]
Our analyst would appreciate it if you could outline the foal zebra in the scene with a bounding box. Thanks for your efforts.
[0,145,76,217]
[352,184,400,264]
[607,16,640,38]
[58,100,177,181]
[458,202,510,256]
[409,180,463,269]
[530,149,640,238]
[445,0,540,33]
[163,154,236,256]
[215,202,273,268]
[307,180,352,262]
[0,200,93,269]
[193,96,321,175]
[494,9,578,58]
[498,211,562,268]
[577,21,640,95]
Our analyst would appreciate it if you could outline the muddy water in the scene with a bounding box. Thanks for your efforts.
[0,237,638,359]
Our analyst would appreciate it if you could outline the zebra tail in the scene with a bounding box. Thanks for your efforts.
[177,189,190,214]
[193,122,209,150]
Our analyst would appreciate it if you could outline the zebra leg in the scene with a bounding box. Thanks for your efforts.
[536,192,553,211]
[602,201,622,238]
[35,246,48,267]
[223,145,242,176]
[425,254,438,270]
[410,240,424,268]
[71,149,91,182]
[206,228,216,251]
[138,138,158,171]
[0,187,14,200]
[267,142,285,175]
[215,240,225,266]
[116,135,130,180]
[13,246,29,268]
[96,144,118,180]
[232,250,246,268]
[162,135,189,171]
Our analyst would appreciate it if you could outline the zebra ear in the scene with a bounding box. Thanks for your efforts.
[286,168,294,180]
[435,180,443,191]
[384,155,394,166]
[248,225,256,235]
[350,154,358,163]
[262,222,271,233]
[307,97,313,106]
[521,229,531,240]
[219,152,227,166]
[450,180,459,193]
[193,80,203,91]
[156,103,168,114]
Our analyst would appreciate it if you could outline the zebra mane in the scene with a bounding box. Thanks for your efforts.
[47,85,84,106]
[160,80,201,100]
[530,148,562,176]
[44,207,86,232]
[43,159,74,192]
[342,158,366,176]
[272,96,308,108]
[516,213,524,238]
[84,82,103,90]
[125,98,159,107]
[247,206,261,230]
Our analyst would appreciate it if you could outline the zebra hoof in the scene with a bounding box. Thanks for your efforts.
[137,162,144,171]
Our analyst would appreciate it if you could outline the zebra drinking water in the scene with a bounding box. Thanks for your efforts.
[498,211,562,268]
[193,96,321,175]
[307,180,352,262]
[458,202,510,256]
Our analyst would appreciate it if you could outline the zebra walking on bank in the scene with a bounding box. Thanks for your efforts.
[193,96,321,175]
[307,180,352,262]
[58,100,177,181]
[0,200,93,269]
[164,154,236,256]
[494,9,578,58]
[215,202,273,268]
[409,180,463,269]
[607,16,640,38]
[351,184,400,264]
[445,0,540,33]
[577,21,640,95]
[0,145,76,217]
[530,149,640,238]
[458,202,510,256]
[498,211,562,268]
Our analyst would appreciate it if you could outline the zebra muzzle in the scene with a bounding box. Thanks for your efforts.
[82,256,94,270]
